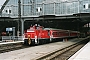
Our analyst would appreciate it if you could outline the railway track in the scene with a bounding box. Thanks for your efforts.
[36,39,89,60]
[0,43,29,53]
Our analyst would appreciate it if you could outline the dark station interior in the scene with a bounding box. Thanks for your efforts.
[0,13,90,36]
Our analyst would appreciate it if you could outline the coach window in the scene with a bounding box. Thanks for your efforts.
[54,32,55,35]
[59,32,60,35]
[53,32,56,35]
[56,32,58,35]
[56,32,57,35]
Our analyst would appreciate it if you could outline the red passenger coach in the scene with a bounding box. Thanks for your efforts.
[24,24,79,45]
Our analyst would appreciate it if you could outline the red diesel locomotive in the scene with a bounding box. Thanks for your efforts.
[24,24,79,45]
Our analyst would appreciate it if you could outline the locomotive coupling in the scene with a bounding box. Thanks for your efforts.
[28,35,31,45]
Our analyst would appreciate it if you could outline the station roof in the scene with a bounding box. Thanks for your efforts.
[0,0,6,9]
[0,13,90,22]
[0,17,14,21]
[0,0,9,14]
[0,13,89,33]
[15,13,90,22]
[20,13,90,31]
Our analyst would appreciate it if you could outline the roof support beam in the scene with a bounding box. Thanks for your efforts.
[0,0,10,16]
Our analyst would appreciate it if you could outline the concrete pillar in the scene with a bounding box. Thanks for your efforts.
[21,19,24,36]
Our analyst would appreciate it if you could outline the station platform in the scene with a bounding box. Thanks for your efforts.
[0,37,89,60]
[68,41,90,60]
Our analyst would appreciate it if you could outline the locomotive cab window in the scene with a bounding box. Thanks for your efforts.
[47,30,50,36]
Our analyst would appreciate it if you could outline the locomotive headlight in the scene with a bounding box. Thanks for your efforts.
[28,35,31,41]
[28,35,30,38]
